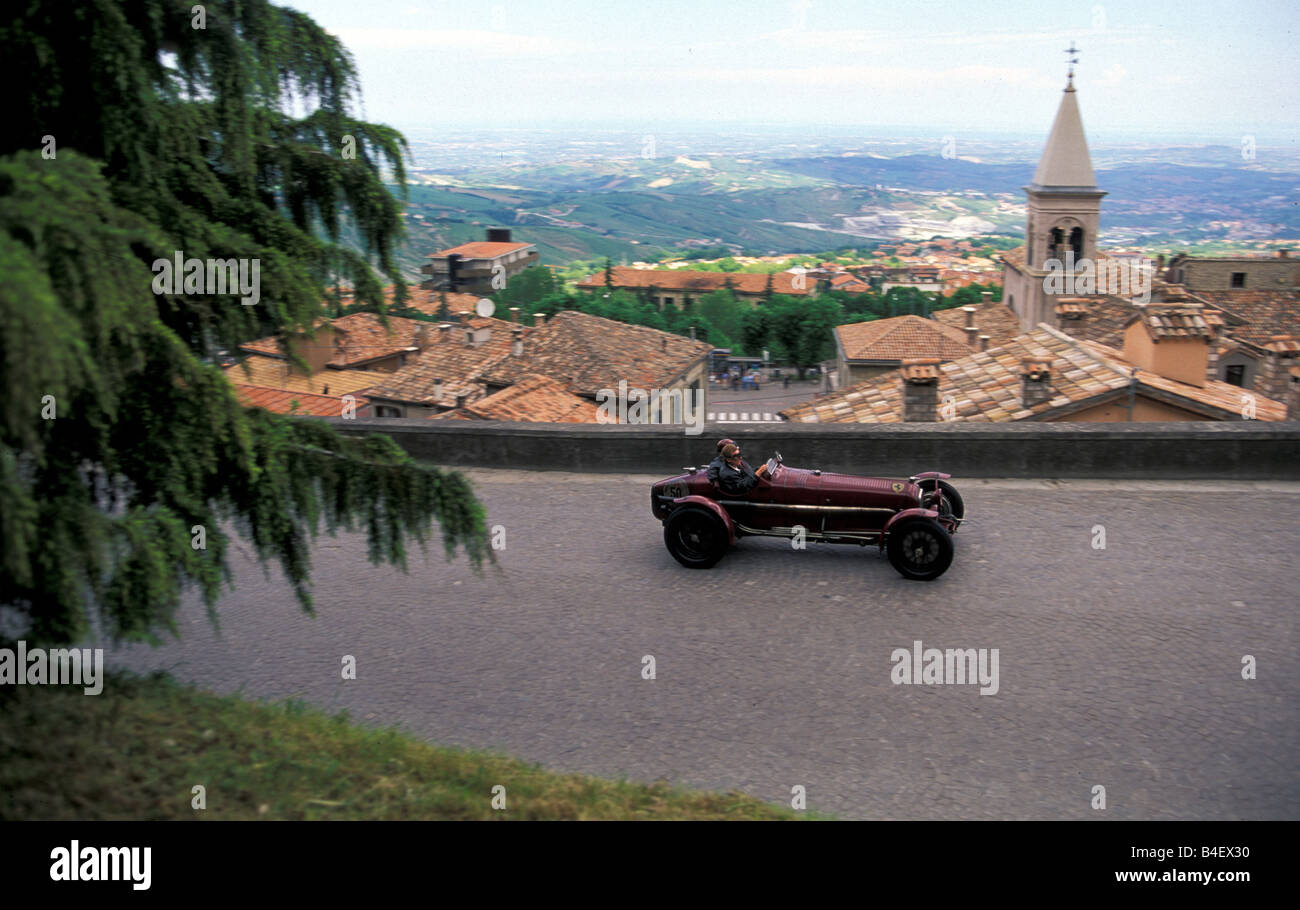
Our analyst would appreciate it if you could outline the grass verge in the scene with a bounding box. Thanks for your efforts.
[0,672,814,820]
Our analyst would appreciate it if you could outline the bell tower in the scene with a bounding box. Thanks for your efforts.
[1004,45,1107,331]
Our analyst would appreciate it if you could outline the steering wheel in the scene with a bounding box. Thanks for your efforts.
[765,454,782,478]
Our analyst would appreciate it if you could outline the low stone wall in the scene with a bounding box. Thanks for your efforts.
[324,418,1300,479]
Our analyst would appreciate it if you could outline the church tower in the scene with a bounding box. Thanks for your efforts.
[1003,53,1106,331]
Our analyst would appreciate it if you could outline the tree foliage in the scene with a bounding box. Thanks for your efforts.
[1,1,492,646]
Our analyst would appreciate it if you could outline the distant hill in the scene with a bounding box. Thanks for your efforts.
[375,151,1300,279]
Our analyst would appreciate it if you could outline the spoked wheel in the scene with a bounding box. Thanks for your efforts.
[663,508,729,569]
[917,479,964,525]
[886,517,954,581]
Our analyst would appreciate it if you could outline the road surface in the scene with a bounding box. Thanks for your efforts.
[95,470,1300,819]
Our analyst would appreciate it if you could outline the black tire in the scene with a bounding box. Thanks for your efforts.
[886,517,954,581]
[663,507,729,569]
[917,478,964,523]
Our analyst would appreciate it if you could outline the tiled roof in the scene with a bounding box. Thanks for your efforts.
[222,356,383,396]
[478,310,712,395]
[1051,295,1143,348]
[1186,290,1300,351]
[325,313,426,367]
[931,301,1022,347]
[836,315,974,362]
[781,323,1286,423]
[429,240,533,260]
[999,246,1027,270]
[430,374,599,423]
[1131,305,1214,340]
[356,317,526,407]
[575,267,812,296]
[233,384,366,417]
[336,285,484,318]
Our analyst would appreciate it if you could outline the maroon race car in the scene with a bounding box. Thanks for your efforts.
[650,453,964,580]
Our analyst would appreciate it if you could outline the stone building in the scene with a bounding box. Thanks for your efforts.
[1002,72,1106,332]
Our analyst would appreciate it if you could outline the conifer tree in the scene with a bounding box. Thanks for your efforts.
[0,0,492,646]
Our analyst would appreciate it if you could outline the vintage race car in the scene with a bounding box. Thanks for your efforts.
[650,453,964,580]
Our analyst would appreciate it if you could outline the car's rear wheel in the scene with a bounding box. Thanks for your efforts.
[886,517,954,581]
[917,479,964,524]
[664,507,729,569]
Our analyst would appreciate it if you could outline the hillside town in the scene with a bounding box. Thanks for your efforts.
[224,74,1299,427]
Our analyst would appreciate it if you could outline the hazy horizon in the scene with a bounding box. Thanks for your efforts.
[283,0,1299,143]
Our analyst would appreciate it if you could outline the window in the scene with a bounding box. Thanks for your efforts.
[1069,227,1084,260]
[1231,272,1246,288]
[375,405,403,418]
[1224,364,1246,387]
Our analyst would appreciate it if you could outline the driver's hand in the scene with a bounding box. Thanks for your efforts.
[756,464,769,477]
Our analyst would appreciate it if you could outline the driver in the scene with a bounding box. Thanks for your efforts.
[716,442,769,496]
[705,437,735,485]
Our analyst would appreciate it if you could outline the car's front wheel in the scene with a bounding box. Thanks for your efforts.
[886,517,954,581]
[917,478,964,525]
[663,507,729,569]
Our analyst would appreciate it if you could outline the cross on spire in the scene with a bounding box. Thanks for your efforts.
[1065,42,1080,85]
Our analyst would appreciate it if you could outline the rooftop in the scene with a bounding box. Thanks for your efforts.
[836,314,974,363]
[783,323,1286,424]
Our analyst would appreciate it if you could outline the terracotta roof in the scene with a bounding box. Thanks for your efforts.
[836,315,974,362]
[1187,290,1300,351]
[999,246,1027,270]
[430,374,599,423]
[429,240,533,260]
[1130,305,1214,340]
[1050,294,1145,348]
[336,285,483,318]
[478,310,712,395]
[356,317,525,407]
[782,323,1286,424]
[325,313,426,367]
[234,384,367,417]
[222,356,383,396]
[575,267,812,296]
[932,301,1022,347]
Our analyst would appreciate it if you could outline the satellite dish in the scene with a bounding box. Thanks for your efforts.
[476,298,496,318]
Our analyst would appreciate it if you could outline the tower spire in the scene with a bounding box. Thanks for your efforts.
[1064,42,1080,89]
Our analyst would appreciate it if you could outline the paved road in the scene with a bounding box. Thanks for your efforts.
[96,471,1300,819]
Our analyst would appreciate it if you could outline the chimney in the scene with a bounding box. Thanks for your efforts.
[689,325,697,341]
[512,326,524,357]
[964,325,979,349]
[414,324,433,352]
[509,306,519,323]
[533,312,546,326]
[980,291,992,305]
[1122,307,1211,387]
[962,306,976,328]
[979,334,990,352]
[486,228,512,243]
[433,377,443,402]
[455,393,466,409]
[1021,357,1053,407]
[438,323,453,342]
[900,358,941,422]
[1289,367,1300,420]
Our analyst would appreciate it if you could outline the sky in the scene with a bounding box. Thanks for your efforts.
[281,0,1299,143]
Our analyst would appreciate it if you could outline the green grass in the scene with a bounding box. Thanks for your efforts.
[0,672,816,820]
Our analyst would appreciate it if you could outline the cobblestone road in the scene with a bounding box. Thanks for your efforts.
[97,471,1300,819]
